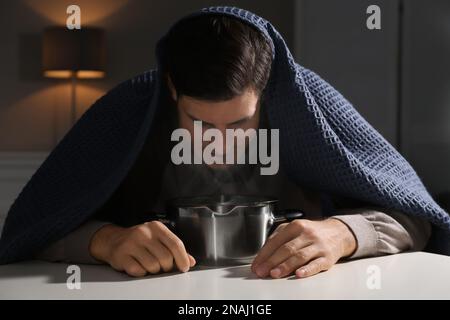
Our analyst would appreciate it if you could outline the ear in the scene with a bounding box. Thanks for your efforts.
[166,75,178,101]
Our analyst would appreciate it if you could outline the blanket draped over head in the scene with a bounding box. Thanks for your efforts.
[1,6,449,263]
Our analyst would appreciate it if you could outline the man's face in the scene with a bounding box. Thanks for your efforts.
[168,78,261,169]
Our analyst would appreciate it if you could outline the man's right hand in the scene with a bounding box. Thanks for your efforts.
[89,221,196,277]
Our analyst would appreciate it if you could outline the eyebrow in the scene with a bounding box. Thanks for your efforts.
[186,113,214,127]
[186,112,252,127]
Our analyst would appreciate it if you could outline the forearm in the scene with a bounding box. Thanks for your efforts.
[332,208,432,259]
[34,220,112,264]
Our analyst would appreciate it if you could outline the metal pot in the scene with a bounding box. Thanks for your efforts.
[159,195,304,266]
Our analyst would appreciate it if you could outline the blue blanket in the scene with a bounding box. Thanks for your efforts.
[1,6,449,263]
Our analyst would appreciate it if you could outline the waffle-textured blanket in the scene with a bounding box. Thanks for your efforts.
[1,6,449,263]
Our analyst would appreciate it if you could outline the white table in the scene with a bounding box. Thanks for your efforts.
[0,252,449,299]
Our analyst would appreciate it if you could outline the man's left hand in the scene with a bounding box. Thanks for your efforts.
[251,218,357,279]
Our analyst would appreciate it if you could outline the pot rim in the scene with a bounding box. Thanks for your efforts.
[166,194,278,209]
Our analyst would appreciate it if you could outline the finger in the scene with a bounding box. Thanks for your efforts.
[157,225,191,273]
[295,257,330,278]
[146,240,175,272]
[269,245,318,278]
[132,248,161,274]
[252,221,304,271]
[251,223,288,273]
[254,237,310,278]
[121,256,147,277]
[268,223,288,241]
[188,254,196,268]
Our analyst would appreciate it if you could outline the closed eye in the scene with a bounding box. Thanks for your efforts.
[186,113,214,128]
[228,116,252,127]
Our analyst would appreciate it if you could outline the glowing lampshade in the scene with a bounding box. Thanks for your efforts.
[43,27,106,79]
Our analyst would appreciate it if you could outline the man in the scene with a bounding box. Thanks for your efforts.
[0,7,447,279]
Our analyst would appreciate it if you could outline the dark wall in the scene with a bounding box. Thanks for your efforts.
[1,0,447,195]
[401,0,450,195]
[295,0,450,195]
[295,0,400,145]
[0,0,294,150]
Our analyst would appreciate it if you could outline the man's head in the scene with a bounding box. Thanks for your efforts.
[165,15,273,167]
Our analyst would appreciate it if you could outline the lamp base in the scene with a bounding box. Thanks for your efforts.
[70,75,77,126]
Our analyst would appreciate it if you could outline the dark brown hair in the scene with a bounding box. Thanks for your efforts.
[165,15,273,101]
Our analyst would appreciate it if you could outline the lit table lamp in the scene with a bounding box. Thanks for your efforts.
[42,27,106,125]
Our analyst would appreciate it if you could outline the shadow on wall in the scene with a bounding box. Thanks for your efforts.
[18,33,42,82]
[22,0,131,25]
[0,0,295,152]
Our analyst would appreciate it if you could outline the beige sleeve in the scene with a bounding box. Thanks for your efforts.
[34,220,112,264]
[332,208,432,259]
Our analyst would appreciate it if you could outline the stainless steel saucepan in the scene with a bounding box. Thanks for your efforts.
[157,195,304,266]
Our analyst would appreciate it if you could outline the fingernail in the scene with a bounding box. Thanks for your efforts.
[256,263,270,277]
[270,268,281,278]
[296,269,305,278]
[189,255,196,267]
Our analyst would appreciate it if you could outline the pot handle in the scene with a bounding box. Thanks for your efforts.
[272,209,305,224]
